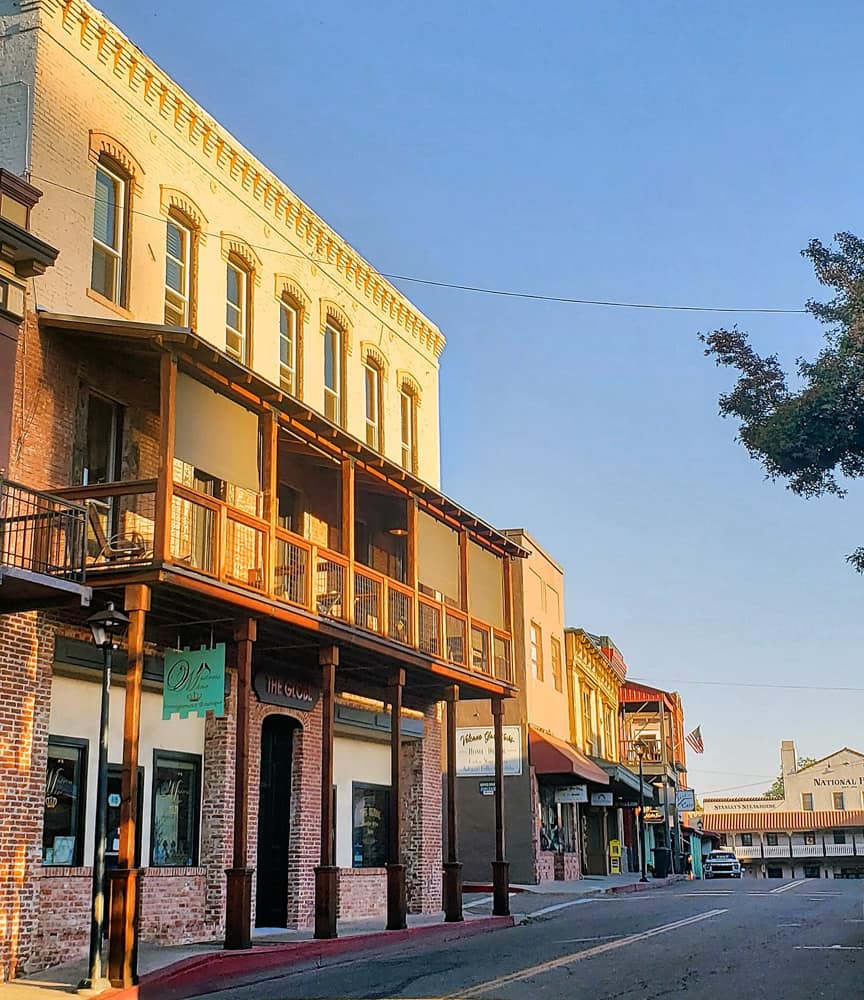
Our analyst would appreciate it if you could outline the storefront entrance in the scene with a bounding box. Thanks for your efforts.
[584,808,608,875]
[256,715,299,927]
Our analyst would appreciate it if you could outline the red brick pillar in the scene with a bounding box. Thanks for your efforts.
[0,612,53,981]
[401,702,443,914]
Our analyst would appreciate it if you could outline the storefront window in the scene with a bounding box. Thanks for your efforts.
[43,737,87,866]
[539,785,560,851]
[151,751,201,866]
[352,783,389,867]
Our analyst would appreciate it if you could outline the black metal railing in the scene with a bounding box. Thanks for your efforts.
[0,478,87,582]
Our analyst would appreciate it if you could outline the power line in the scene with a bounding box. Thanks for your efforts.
[630,677,864,694]
[31,173,807,317]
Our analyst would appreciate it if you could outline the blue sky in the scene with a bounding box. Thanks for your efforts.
[100,0,864,795]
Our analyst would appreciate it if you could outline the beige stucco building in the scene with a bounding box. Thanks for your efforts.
[703,741,864,879]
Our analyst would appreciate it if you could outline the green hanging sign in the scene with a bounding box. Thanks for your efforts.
[162,644,226,720]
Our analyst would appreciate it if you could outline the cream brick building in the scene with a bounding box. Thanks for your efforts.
[0,0,442,485]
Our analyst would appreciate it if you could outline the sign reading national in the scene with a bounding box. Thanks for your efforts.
[163,644,226,720]
[455,726,522,776]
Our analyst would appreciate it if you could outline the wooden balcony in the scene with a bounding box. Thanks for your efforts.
[55,477,515,686]
[0,478,91,610]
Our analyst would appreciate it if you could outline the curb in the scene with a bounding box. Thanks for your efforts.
[607,874,685,895]
[97,915,514,1000]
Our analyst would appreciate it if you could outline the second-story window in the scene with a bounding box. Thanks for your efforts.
[324,322,343,425]
[833,791,845,810]
[164,217,191,326]
[91,160,128,305]
[530,622,543,680]
[802,792,814,811]
[550,636,563,692]
[582,688,594,754]
[400,387,417,473]
[226,259,250,364]
[364,360,382,449]
[280,301,298,394]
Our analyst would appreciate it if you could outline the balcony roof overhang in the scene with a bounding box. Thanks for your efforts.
[0,565,91,611]
[38,312,527,561]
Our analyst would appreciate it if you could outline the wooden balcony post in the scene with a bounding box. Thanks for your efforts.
[107,583,150,988]
[503,554,514,636]
[443,685,463,922]
[387,667,407,930]
[225,617,256,950]
[315,644,338,939]
[341,458,355,624]
[153,353,177,563]
[262,410,278,595]
[458,529,471,619]
[491,696,510,916]
[406,497,419,647]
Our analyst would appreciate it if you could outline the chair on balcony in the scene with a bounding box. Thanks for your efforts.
[88,502,149,564]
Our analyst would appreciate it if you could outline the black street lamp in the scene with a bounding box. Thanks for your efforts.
[80,602,129,991]
[634,741,649,883]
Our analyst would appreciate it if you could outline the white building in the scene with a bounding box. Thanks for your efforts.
[702,741,864,879]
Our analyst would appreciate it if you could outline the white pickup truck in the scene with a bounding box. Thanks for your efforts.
[704,849,742,878]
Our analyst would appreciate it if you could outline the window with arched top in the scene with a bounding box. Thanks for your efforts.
[226,254,252,365]
[91,155,131,306]
[323,319,346,427]
[363,356,384,450]
[399,381,418,473]
[164,212,193,326]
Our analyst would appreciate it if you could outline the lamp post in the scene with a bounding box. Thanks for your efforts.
[634,741,649,883]
[81,602,129,990]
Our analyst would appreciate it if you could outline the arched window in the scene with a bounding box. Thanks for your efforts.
[164,212,193,326]
[91,156,130,305]
[399,383,418,473]
[323,320,345,426]
[279,297,300,395]
[226,254,252,364]
[363,357,383,450]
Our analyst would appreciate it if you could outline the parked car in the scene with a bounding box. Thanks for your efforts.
[704,849,742,878]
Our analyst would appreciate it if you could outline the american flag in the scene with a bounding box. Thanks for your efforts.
[685,726,704,754]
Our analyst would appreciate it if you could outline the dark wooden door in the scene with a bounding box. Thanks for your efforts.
[585,808,609,875]
[255,715,296,927]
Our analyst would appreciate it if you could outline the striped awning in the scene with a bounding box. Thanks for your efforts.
[619,682,676,712]
[706,809,864,832]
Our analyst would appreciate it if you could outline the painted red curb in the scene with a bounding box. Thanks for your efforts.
[97,915,514,1000]
[607,875,683,895]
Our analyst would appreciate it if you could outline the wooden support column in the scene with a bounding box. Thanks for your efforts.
[153,352,177,563]
[107,584,150,988]
[443,685,463,922]
[458,529,471,620]
[341,458,355,624]
[262,410,279,595]
[225,618,256,950]
[406,498,419,647]
[491,696,510,916]
[386,668,407,930]
[314,644,339,939]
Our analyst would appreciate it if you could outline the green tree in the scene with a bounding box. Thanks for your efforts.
[701,232,864,569]
[764,756,816,799]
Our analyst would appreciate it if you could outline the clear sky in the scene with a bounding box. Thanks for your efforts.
[98,0,864,797]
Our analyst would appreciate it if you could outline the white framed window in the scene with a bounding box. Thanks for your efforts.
[364,361,381,449]
[530,622,542,680]
[91,162,126,303]
[833,791,845,811]
[280,301,298,394]
[400,388,416,472]
[164,218,191,326]
[226,260,248,363]
[323,322,343,425]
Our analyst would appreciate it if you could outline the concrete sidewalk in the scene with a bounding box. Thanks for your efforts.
[0,910,512,1000]
[516,872,685,896]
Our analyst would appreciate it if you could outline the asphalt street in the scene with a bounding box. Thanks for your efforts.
[187,878,864,999]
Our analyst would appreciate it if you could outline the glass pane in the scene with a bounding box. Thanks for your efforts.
[324,326,337,390]
[166,220,183,261]
[90,244,117,301]
[352,784,389,868]
[84,394,117,485]
[226,303,241,331]
[94,168,117,247]
[166,257,183,293]
[280,305,295,366]
[43,741,85,865]
[401,392,411,445]
[365,367,377,421]
[226,264,241,306]
[165,290,186,326]
[152,754,200,866]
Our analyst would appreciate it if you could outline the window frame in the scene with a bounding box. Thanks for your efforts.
[323,321,345,426]
[529,621,543,680]
[226,257,251,365]
[801,792,814,811]
[833,791,845,811]
[363,359,383,450]
[399,386,418,473]
[164,214,192,327]
[150,748,203,868]
[91,159,129,306]
[765,832,779,847]
[740,833,753,847]
[279,299,300,395]
[351,781,390,869]
[550,635,563,692]
[43,735,89,867]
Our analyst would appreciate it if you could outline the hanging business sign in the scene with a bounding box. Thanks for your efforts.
[590,791,614,807]
[253,671,319,712]
[555,785,588,804]
[676,788,696,812]
[643,807,665,824]
[162,644,226,720]
[455,726,522,776]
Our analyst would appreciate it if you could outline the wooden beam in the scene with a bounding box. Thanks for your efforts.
[386,667,407,930]
[406,497,419,646]
[491,696,510,916]
[315,644,338,939]
[153,353,176,563]
[262,410,278,595]
[443,684,462,922]
[341,459,355,624]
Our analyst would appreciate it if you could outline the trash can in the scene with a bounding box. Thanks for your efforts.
[652,847,672,878]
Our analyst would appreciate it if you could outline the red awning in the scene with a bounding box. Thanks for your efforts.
[528,728,609,784]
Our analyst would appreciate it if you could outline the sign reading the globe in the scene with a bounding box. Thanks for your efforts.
[163,644,226,720]
[455,726,522,776]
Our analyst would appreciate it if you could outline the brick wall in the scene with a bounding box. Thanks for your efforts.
[31,868,90,972]
[0,611,54,981]
[336,869,386,920]
[138,869,208,942]
[535,851,556,882]
[401,704,443,914]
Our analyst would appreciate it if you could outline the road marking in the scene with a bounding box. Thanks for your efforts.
[452,909,727,997]
[682,891,733,896]
[794,945,864,951]
[530,898,597,917]
[556,935,623,943]
[463,894,493,910]
[804,892,842,897]
[777,922,803,927]
[769,880,807,894]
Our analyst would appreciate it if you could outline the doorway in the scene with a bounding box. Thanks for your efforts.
[584,808,609,875]
[256,715,299,927]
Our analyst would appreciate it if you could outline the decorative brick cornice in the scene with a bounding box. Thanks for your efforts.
[320,298,353,354]
[159,185,209,242]
[570,631,619,703]
[397,369,422,404]
[361,341,389,379]
[220,231,262,284]
[87,130,144,194]
[52,0,445,361]
[274,273,311,323]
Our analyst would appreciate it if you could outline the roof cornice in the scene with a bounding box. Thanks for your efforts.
[44,0,445,360]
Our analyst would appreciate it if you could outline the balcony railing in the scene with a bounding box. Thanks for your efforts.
[54,478,512,683]
[619,738,674,767]
[734,841,862,860]
[0,478,87,582]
